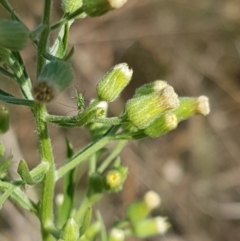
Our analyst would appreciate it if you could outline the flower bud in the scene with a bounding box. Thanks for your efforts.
[0,20,29,51]
[88,173,104,196]
[97,63,132,102]
[62,0,82,14]
[133,80,167,98]
[174,96,210,121]
[83,0,127,17]
[0,105,10,134]
[33,60,73,103]
[108,228,125,241]
[127,191,161,223]
[124,85,179,129]
[103,166,128,192]
[60,218,79,241]
[132,216,170,238]
[144,113,178,138]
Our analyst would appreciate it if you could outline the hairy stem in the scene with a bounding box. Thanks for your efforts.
[34,104,55,241]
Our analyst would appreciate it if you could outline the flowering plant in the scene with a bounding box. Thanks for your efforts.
[0,0,210,240]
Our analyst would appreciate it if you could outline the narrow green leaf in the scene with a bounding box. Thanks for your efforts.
[0,159,11,179]
[0,142,4,157]
[0,66,15,79]
[80,207,92,235]
[0,180,37,212]
[17,159,35,185]
[50,22,70,59]
[0,184,15,209]
[17,160,49,185]
[58,139,76,227]
[97,211,107,241]
[0,89,35,107]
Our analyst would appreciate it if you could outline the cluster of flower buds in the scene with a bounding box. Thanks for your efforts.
[96,63,210,139]
[124,84,179,129]
[127,191,170,238]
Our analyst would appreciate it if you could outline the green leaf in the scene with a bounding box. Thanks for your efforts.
[17,160,49,185]
[17,160,35,185]
[0,180,37,212]
[80,207,92,235]
[0,89,35,107]
[0,183,15,209]
[0,159,11,179]
[50,23,70,59]
[58,139,76,227]
[97,211,107,241]
[0,66,15,79]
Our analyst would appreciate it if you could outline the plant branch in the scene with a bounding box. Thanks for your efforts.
[55,127,120,180]
[98,140,127,173]
[37,0,52,76]
[50,6,85,31]
[34,104,55,241]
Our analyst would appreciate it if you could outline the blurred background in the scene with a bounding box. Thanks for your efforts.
[1,0,240,240]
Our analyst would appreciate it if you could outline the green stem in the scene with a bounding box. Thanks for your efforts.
[34,104,55,241]
[89,154,97,176]
[56,135,115,180]
[37,0,52,76]
[56,126,120,180]
[98,140,127,173]
[0,0,28,28]
[74,194,102,223]
[50,7,84,31]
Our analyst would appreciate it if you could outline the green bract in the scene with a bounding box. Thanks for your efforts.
[144,113,178,138]
[82,0,128,17]
[132,217,170,238]
[62,0,83,14]
[32,60,73,102]
[124,85,179,129]
[97,63,133,102]
[103,166,128,192]
[173,96,210,121]
[127,191,161,223]
[133,80,167,98]
[0,20,29,51]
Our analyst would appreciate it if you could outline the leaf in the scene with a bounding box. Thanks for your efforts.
[17,160,48,185]
[50,23,70,59]
[80,207,92,235]
[0,159,11,179]
[17,159,35,185]
[0,183,15,209]
[58,139,76,227]
[0,89,35,107]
